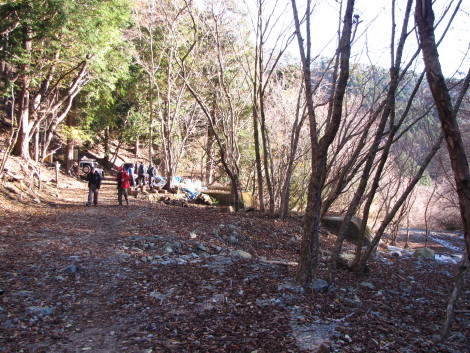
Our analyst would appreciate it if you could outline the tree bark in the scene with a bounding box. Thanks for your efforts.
[415,0,470,261]
[205,124,216,185]
[292,0,355,287]
[13,24,32,160]
[415,0,470,340]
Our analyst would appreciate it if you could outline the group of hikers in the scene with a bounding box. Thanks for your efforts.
[85,161,160,206]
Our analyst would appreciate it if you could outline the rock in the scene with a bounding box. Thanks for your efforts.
[149,291,165,300]
[240,192,256,210]
[60,264,77,274]
[316,342,332,353]
[162,244,174,254]
[360,281,375,289]
[143,243,155,250]
[322,216,374,246]
[197,193,214,205]
[26,306,54,316]
[196,243,208,252]
[448,332,467,343]
[310,279,329,293]
[338,253,355,269]
[12,290,36,297]
[412,247,435,259]
[220,206,234,213]
[230,233,239,244]
[232,250,252,259]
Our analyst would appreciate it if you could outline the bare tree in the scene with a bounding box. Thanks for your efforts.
[415,0,470,341]
[291,0,356,287]
[184,0,252,210]
[244,0,295,214]
[130,0,199,188]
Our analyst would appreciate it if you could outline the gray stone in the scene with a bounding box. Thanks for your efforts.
[232,250,252,259]
[197,243,208,252]
[13,290,36,297]
[230,232,239,244]
[149,291,165,300]
[163,244,174,254]
[26,306,54,316]
[310,279,329,293]
[60,264,77,274]
[360,281,375,289]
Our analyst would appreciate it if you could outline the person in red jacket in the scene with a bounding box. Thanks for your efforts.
[116,166,131,206]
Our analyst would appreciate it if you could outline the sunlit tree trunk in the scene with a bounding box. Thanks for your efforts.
[205,124,215,185]
[13,25,32,160]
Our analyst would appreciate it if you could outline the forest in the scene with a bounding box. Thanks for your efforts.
[0,0,469,351]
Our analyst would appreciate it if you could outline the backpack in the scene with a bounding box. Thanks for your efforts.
[148,166,155,176]
[138,164,145,175]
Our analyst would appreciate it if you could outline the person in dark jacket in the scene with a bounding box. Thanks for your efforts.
[148,164,156,191]
[86,166,102,206]
[137,161,147,187]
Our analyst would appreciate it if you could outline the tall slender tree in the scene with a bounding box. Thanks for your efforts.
[292,0,356,287]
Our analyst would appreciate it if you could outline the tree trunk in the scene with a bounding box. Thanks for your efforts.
[292,0,356,287]
[33,127,39,162]
[104,126,110,165]
[252,95,265,212]
[65,138,74,175]
[440,256,469,339]
[260,96,275,214]
[416,0,470,340]
[415,0,470,261]
[205,124,215,185]
[280,97,307,219]
[135,137,139,156]
[329,0,414,284]
[13,24,32,160]
[148,74,154,165]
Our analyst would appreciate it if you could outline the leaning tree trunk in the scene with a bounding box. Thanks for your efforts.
[416,0,470,341]
[415,0,470,261]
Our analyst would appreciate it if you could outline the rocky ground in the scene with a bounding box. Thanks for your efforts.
[0,160,469,353]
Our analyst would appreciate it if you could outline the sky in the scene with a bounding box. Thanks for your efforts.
[242,0,469,78]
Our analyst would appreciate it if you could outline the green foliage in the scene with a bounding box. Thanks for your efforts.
[58,125,93,145]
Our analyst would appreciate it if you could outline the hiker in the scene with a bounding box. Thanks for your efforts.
[116,166,130,206]
[126,163,135,187]
[148,163,156,190]
[137,161,147,187]
[86,166,102,206]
